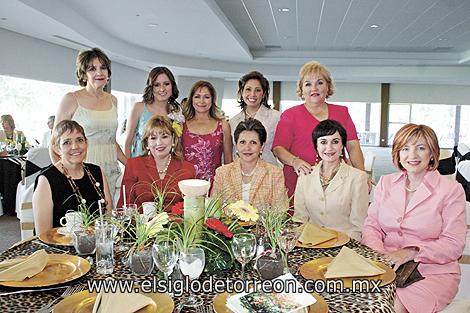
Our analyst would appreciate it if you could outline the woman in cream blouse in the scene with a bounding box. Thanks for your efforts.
[294,119,368,240]
[212,118,288,212]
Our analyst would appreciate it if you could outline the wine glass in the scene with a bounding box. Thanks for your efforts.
[152,241,179,292]
[112,204,136,252]
[179,247,205,308]
[231,233,257,280]
[279,224,303,274]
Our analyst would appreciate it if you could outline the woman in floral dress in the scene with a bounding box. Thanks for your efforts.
[181,81,232,182]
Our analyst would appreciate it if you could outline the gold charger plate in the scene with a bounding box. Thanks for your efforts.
[38,227,73,246]
[212,292,328,313]
[296,229,350,249]
[53,290,174,313]
[299,257,395,289]
[0,254,91,288]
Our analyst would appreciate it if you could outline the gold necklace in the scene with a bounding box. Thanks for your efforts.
[319,162,341,188]
[60,162,106,205]
[157,154,172,174]
[240,160,258,177]
[244,109,259,119]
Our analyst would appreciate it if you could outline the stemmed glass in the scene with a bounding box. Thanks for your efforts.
[112,204,136,252]
[279,224,303,274]
[179,247,205,308]
[152,241,179,294]
[231,233,257,280]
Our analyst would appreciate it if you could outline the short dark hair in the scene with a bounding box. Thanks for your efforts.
[312,120,347,154]
[237,71,270,109]
[234,118,267,145]
[75,48,111,87]
[142,67,180,112]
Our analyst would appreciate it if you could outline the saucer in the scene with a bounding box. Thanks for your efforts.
[56,227,73,236]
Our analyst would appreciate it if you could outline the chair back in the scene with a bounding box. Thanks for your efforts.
[19,202,34,240]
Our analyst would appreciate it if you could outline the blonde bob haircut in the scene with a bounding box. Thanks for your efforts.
[296,60,335,99]
[52,120,87,148]
[391,123,440,171]
[141,115,183,160]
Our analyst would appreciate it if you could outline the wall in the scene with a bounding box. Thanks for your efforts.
[177,75,225,108]
[0,28,146,94]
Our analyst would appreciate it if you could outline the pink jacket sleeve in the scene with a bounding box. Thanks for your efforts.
[413,183,467,264]
[361,176,387,252]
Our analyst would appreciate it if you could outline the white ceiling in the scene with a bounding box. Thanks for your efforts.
[1,0,470,84]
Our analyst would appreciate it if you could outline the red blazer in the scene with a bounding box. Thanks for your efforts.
[117,155,196,212]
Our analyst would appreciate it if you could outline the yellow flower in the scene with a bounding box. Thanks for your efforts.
[226,200,259,222]
[146,212,169,237]
[172,121,183,137]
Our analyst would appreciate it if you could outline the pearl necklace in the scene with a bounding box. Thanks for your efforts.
[241,161,257,177]
[404,185,417,192]
[157,154,172,174]
[244,109,259,119]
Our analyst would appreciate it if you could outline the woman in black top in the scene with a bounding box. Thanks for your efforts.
[33,120,112,234]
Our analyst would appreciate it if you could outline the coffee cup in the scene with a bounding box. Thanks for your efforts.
[59,211,83,232]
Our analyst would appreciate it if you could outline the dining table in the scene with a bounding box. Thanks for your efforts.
[0,234,396,313]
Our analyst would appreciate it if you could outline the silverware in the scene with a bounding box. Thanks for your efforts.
[32,240,70,254]
[37,284,85,313]
[0,285,68,296]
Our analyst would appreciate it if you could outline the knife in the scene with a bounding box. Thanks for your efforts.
[0,285,67,296]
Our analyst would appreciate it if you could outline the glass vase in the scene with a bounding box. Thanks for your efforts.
[72,229,96,255]
[129,247,154,275]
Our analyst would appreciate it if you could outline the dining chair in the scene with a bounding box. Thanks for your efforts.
[19,201,35,239]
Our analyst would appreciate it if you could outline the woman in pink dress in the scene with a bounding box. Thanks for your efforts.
[181,81,232,182]
[272,60,365,198]
[362,123,467,313]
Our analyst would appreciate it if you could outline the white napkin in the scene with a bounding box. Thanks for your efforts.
[0,249,49,281]
[92,290,155,313]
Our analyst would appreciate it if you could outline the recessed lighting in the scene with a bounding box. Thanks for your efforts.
[278,8,290,12]
[135,14,140,17]
[438,38,447,41]
[1,18,7,21]
[148,23,158,27]
[370,24,379,28]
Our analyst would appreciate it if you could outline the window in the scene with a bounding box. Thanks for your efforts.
[0,75,140,146]
[388,103,457,148]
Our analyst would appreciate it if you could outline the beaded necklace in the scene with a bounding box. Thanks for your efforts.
[157,154,172,174]
[60,162,106,206]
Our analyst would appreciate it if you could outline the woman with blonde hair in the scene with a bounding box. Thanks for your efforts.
[362,123,467,313]
[124,66,183,158]
[33,120,112,234]
[117,116,195,212]
[272,60,365,198]
[53,48,125,195]
[182,80,232,182]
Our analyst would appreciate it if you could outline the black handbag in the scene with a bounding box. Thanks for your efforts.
[395,260,425,288]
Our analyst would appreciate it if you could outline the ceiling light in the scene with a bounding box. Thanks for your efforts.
[148,23,158,27]
[1,18,7,21]
[278,8,290,12]
[370,24,379,28]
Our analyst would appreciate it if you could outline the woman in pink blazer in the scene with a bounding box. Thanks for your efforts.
[362,123,467,313]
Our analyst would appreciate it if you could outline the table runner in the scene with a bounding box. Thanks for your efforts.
[0,238,395,313]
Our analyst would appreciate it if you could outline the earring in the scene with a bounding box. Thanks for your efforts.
[315,154,321,163]
[236,150,239,157]
[259,151,262,157]
[171,144,175,154]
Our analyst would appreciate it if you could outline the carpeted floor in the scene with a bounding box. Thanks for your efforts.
[0,215,21,253]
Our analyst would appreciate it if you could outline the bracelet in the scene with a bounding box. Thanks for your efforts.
[291,156,299,166]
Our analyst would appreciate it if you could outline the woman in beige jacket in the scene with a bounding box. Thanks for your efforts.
[294,119,368,240]
[212,118,288,212]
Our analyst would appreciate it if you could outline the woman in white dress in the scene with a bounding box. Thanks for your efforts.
[51,48,126,195]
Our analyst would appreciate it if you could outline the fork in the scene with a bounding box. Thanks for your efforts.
[195,305,214,313]
[37,284,85,313]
